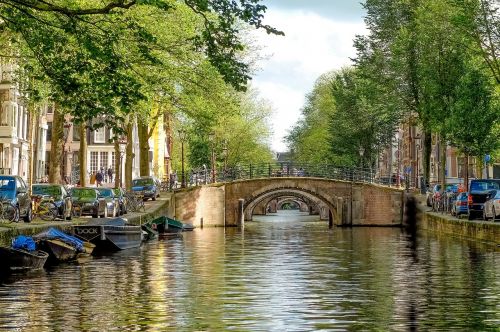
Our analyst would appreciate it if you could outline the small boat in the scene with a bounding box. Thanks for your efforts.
[0,246,49,271]
[73,218,142,251]
[141,223,158,241]
[34,228,95,263]
[182,223,195,231]
[147,216,187,234]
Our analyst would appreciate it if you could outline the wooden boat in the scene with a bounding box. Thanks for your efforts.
[182,223,195,231]
[73,218,142,250]
[147,216,194,234]
[166,217,184,233]
[0,246,48,271]
[141,223,158,241]
[37,239,77,262]
[34,228,95,262]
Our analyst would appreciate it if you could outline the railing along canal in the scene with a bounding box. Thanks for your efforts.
[169,163,394,189]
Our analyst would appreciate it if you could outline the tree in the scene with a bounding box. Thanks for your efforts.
[1,0,282,126]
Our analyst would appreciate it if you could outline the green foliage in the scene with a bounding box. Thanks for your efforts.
[0,0,282,124]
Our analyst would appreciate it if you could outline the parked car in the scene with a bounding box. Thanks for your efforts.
[113,187,128,215]
[131,177,160,201]
[451,192,469,217]
[468,179,500,220]
[96,188,120,217]
[32,184,72,220]
[0,175,32,222]
[482,190,500,221]
[70,188,106,218]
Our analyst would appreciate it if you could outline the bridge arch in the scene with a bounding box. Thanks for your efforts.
[252,191,324,216]
[243,187,339,223]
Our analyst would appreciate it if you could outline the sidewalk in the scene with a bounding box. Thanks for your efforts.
[0,194,172,246]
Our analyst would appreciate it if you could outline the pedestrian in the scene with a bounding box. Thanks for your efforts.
[108,167,113,183]
[96,171,103,187]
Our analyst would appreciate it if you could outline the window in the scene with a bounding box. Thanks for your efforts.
[47,122,52,141]
[94,127,105,143]
[73,126,80,141]
[47,105,53,114]
[90,151,98,173]
[111,152,115,170]
[100,152,108,170]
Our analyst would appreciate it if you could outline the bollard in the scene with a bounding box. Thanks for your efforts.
[200,217,204,229]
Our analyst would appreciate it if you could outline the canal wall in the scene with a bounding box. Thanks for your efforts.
[0,198,171,246]
[421,212,500,245]
[172,185,226,227]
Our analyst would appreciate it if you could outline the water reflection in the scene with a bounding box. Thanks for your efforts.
[0,210,498,331]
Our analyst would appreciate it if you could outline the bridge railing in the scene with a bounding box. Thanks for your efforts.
[182,163,394,187]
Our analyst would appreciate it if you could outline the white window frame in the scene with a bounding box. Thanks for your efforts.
[94,127,105,143]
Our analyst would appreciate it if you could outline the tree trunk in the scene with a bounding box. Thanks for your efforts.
[114,140,120,188]
[464,152,469,192]
[440,135,447,190]
[49,105,63,184]
[422,128,432,188]
[79,123,87,186]
[27,109,36,191]
[125,120,133,190]
[138,118,150,176]
[164,111,172,179]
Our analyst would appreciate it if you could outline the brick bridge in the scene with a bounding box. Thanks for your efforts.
[170,177,404,227]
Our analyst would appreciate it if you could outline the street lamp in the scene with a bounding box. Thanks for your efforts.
[118,137,127,188]
[222,139,228,180]
[178,129,187,188]
[209,131,215,183]
[359,146,365,181]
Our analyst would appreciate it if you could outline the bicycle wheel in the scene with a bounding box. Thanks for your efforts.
[72,205,82,218]
[0,202,18,223]
[39,202,58,221]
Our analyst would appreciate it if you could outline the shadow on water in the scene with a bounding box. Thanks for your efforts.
[403,195,421,332]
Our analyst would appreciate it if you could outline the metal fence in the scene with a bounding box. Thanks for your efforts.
[180,163,392,187]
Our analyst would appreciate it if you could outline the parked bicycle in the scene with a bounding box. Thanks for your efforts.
[159,181,170,192]
[31,195,58,221]
[125,192,146,212]
[0,199,18,223]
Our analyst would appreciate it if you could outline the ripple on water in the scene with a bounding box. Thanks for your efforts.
[0,211,499,331]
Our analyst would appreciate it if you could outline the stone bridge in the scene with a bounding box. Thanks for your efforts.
[170,177,404,227]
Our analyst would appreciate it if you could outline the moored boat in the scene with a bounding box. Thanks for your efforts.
[73,218,142,250]
[0,246,48,271]
[141,223,158,241]
[34,228,94,262]
[147,216,194,234]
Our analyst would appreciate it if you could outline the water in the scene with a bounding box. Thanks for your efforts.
[0,210,498,331]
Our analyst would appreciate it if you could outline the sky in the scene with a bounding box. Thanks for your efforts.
[252,0,367,152]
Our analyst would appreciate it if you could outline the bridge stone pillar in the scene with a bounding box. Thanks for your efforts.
[268,199,277,213]
[319,206,329,220]
[298,201,309,212]
[351,186,364,225]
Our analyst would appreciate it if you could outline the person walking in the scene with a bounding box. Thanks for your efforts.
[108,167,113,183]
[96,171,103,187]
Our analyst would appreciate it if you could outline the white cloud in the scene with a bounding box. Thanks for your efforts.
[252,9,366,151]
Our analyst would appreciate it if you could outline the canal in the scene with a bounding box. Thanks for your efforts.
[0,210,498,331]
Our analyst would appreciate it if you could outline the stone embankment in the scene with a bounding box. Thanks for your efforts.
[415,195,499,246]
[0,194,173,246]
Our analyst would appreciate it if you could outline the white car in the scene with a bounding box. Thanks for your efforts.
[483,190,500,221]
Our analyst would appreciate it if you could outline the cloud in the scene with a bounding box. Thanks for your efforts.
[252,9,366,151]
